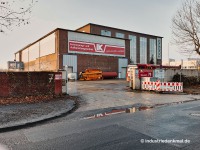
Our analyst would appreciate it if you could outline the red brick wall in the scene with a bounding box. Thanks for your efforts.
[57,30,68,69]
[0,72,62,98]
[125,40,130,64]
[77,54,118,73]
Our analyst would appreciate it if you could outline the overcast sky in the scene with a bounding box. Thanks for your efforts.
[1,0,199,69]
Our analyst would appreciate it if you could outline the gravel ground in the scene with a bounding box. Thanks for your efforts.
[183,85,200,94]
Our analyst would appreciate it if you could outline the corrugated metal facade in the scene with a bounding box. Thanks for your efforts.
[63,55,77,73]
[118,58,128,78]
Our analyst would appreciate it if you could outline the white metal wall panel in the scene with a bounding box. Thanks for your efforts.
[29,42,39,61]
[68,31,125,46]
[63,55,77,79]
[118,58,128,78]
[129,35,137,64]
[40,33,56,57]
[121,68,127,79]
[63,55,77,73]
[22,48,29,62]
[68,31,125,57]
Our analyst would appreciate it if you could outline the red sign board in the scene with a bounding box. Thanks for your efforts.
[68,40,125,56]
[55,74,62,80]
[139,69,153,78]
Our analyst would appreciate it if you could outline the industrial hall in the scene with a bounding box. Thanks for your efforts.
[14,23,163,79]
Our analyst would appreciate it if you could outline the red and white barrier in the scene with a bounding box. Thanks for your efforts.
[142,81,183,92]
[160,82,183,92]
[142,81,157,90]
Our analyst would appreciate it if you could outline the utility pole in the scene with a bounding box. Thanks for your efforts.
[168,43,170,65]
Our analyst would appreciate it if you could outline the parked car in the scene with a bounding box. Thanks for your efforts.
[68,73,76,81]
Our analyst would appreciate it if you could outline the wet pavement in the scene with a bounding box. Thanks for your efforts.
[1,79,200,149]
[1,79,198,130]
[0,99,75,130]
[68,79,200,112]
[2,97,200,150]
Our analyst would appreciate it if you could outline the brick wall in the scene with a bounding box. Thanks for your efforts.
[58,29,68,69]
[0,72,62,97]
[77,54,118,73]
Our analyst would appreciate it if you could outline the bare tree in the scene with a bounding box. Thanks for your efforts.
[172,0,200,55]
[0,0,38,33]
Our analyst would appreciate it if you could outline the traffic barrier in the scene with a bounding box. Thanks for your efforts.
[142,81,157,90]
[156,80,161,91]
[160,82,183,92]
[142,81,183,92]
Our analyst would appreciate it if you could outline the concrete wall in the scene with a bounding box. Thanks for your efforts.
[164,69,199,82]
[0,72,61,97]
[24,54,57,71]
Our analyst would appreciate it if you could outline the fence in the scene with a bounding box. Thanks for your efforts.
[142,81,183,92]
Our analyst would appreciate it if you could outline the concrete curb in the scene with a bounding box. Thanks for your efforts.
[0,100,76,131]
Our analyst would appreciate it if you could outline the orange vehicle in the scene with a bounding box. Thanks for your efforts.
[79,69,103,81]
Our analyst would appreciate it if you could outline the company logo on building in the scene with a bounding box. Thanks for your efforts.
[68,40,125,56]
[95,44,105,53]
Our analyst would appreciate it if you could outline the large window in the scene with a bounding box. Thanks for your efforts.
[101,30,111,37]
[149,39,157,64]
[140,37,147,64]
[129,35,137,64]
[116,32,125,38]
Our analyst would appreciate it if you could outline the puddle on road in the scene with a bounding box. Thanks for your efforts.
[83,106,153,120]
[83,98,200,120]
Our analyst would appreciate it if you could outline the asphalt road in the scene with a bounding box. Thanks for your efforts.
[1,100,200,150]
[0,80,200,150]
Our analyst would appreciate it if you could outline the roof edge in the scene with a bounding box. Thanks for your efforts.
[15,28,59,54]
[78,23,163,38]
[15,27,130,54]
[75,23,91,31]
